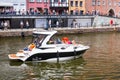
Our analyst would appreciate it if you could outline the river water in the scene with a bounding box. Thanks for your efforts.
[0,32,120,80]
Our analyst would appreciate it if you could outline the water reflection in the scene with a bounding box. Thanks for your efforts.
[9,58,85,80]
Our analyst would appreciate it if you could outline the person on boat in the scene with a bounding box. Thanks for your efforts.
[62,37,77,45]
[47,38,54,44]
[71,40,76,45]
[62,37,72,44]
[28,43,35,51]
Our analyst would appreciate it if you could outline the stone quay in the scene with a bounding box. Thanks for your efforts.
[0,26,120,37]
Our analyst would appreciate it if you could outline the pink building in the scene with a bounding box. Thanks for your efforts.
[26,0,50,14]
[26,0,69,15]
[86,0,120,17]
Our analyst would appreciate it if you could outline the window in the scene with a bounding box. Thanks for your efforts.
[75,1,78,7]
[36,0,42,2]
[80,1,83,7]
[119,2,120,7]
[13,4,18,6]
[102,1,105,5]
[70,10,73,15]
[43,0,48,2]
[20,4,25,6]
[119,12,120,17]
[114,1,116,6]
[92,0,96,6]
[54,0,58,3]
[108,0,111,6]
[75,10,79,15]
[29,0,34,2]
[97,0,100,6]
[80,10,84,15]
[32,34,47,48]
[70,1,73,7]
[61,0,66,3]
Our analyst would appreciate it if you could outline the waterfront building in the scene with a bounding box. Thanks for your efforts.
[26,0,50,15]
[49,0,69,15]
[86,0,120,17]
[0,0,26,15]
[26,0,68,15]
[69,0,85,15]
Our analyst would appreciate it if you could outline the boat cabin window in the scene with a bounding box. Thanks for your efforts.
[47,37,62,44]
[32,34,47,48]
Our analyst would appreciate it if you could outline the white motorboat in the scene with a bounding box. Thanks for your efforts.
[8,30,89,62]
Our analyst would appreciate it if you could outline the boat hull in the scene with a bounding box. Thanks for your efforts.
[25,49,87,62]
[8,30,90,62]
[8,49,87,62]
[8,46,89,62]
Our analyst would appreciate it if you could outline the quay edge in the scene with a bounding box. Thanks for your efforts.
[0,27,120,37]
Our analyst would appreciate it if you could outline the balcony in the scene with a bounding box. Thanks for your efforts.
[50,2,68,7]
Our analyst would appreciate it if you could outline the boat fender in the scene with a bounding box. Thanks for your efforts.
[21,32,25,38]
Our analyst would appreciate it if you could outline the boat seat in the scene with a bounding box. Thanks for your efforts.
[56,38,62,44]
[9,54,19,58]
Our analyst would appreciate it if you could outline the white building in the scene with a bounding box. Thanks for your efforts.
[0,0,26,13]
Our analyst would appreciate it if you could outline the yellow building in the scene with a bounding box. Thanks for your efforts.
[69,0,86,15]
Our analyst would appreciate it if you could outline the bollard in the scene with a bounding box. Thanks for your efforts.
[21,32,25,38]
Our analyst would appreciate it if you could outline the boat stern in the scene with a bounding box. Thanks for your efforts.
[8,50,28,62]
[8,54,20,61]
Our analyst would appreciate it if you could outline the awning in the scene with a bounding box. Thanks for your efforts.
[0,2,13,7]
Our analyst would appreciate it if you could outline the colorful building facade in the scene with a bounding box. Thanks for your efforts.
[0,0,26,14]
[26,0,50,14]
[49,0,69,15]
[1,0,120,17]
[26,0,68,15]
[69,0,85,15]
[86,0,120,17]
[26,0,120,17]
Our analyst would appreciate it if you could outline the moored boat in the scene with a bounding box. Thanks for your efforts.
[8,30,89,62]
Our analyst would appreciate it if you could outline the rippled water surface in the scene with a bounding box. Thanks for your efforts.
[0,32,120,80]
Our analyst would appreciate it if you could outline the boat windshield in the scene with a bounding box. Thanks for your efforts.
[32,34,47,48]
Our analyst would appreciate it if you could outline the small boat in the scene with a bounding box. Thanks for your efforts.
[8,30,89,62]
